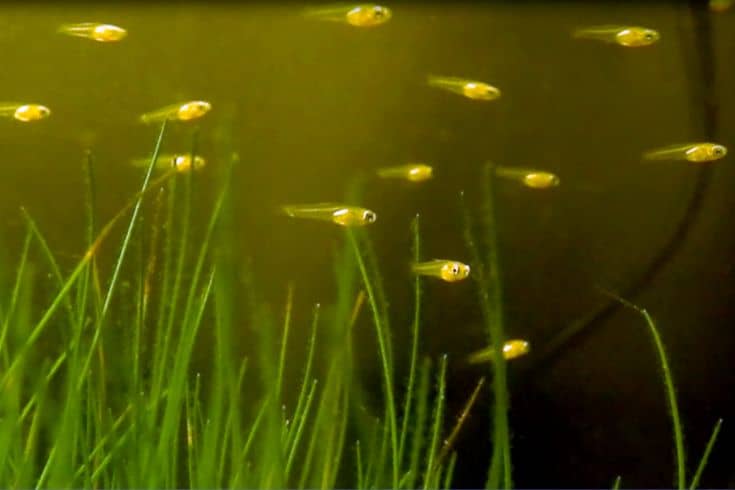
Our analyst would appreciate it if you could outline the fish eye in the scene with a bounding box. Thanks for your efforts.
[364,211,376,222]
[373,7,385,17]
[451,264,460,275]
[644,32,654,40]
[713,146,725,155]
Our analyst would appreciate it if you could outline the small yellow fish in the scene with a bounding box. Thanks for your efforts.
[643,142,727,163]
[427,75,501,101]
[495,167,560,189]
[304,4,392,27]
[468,339,530,364]
[0,103,50,122]
[573,25,660,47]
[140,101,211,124]
[58,23,127,42]
[282,203,377,227]
[412,259,470,282]
[131,154,206,173]
[376,163,433,182]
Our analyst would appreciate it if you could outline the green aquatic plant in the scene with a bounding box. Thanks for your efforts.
[0,136,725,490]
[602,290,722,490]
[0,129,472,490]
[460,162,513,489]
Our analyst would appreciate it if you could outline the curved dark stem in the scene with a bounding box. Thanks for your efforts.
[522,0,718,378]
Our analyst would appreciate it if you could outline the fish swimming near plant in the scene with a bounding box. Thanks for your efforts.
[131,154,206,173]
[427,75,501,101]
[572,25,660,47]
[468,339,530,364]
[412,259,470,282]
[303,4,392,27]
[643,142,727,163]
[140,101,212,124]
[0,103,50,122]
[281,203,377,227]
[58,23,127,42]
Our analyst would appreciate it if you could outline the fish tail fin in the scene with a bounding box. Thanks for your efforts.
[642,150,667,161]
[467,347,494,365]
[281,205,297,217]
[426,74,442,87]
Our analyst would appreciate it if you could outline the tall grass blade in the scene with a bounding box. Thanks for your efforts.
[689,418,722,490]
[399,214,422,468]
[348,229,399,489]
[78,120,168,386]
[600,289,686,490]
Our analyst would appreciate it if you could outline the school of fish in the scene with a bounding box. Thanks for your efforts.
[10,4,731,366]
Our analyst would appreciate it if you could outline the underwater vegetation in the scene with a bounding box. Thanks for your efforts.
[0,2,732,489]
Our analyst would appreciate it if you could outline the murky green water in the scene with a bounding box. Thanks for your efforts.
[1,2,734,487]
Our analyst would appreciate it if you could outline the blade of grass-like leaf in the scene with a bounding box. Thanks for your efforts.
[434,376,485,472]
[285,379,318,481]
[356,441,364,489]
[233,396,269,486]
[152,266,216,486]
[442,452,457,490]
[459,175,511,490]
[324,387,350,489]
[481,163,512,489]
[348,229,399,489]
[276,283,294,406]
[20,210,76,331]
[72,404,132,481]
[0,227,31,363]
[407,357,431,490]
[75,149,97,324]
[399,214,422,469]
[0,166,177,389]
[35,445,56,490]
[151,153,235,484]
[600,289,685,490]
[19,351,67,423]
[78,119,168,388]
[423,354,447,490]
[286,303,320,448]
[612,475,621,489]
[689,418,722,490]
[89,424,135,483]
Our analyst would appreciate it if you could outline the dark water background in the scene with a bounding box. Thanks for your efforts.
[0,1,734,487]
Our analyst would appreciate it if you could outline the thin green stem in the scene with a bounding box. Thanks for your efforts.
[601,289,685,490]
[399,214,422,468]
[689,418,722,490]
[78,119,168,388]
[348,229,399,489]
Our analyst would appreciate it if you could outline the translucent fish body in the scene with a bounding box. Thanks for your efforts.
[58,23,127,42]
[140,101,211,124]
[573,25,660,47]
[0,103,50,122]
[468,339,530,364]
[282,203,377,227]
[131,153,206,173]
[643,142,727,163]
[495,166,560,189]
[376,164,433,182]
[304,4,391,27]
[427,75,501,100]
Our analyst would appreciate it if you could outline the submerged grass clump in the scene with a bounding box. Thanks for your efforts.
[0,130,476,489]
[0,136,724,488]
